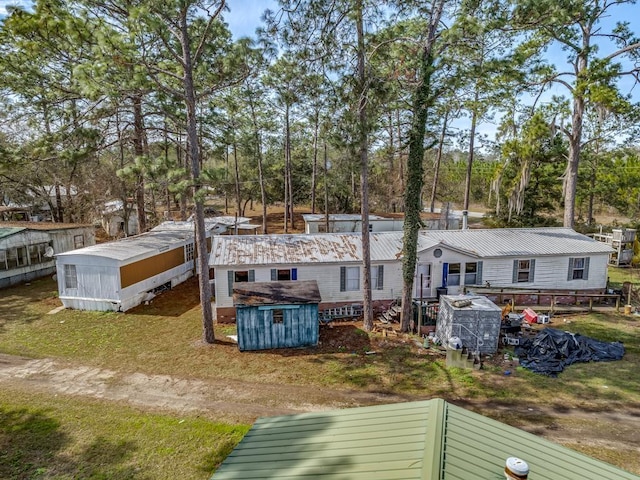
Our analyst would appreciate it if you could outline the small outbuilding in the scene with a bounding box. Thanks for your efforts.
[233,280,321,351]
[436,295,502,354]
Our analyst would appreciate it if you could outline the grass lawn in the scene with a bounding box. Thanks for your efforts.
[1,276,640,476]
[0,387,249,480]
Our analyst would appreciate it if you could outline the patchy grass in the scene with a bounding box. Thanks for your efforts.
[0,386,249,480]
[2,278,640,475]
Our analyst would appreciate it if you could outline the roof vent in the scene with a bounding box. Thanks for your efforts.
[505,457,529,479]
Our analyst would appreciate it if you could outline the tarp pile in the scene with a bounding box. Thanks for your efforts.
[514,328,625,376]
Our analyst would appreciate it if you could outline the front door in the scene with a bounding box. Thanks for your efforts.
[414,263,432,299]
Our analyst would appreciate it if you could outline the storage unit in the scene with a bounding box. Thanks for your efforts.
[436,295,502,354]
[233,280,321,351]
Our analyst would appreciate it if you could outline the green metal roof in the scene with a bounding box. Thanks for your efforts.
[212,399,640,480]
[0,227,26,240]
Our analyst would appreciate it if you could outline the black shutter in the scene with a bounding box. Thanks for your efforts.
[512,260,518,283]
[340,267,346,292]
[529,259,535,283]
[567,258,575,281]
[271,269,277,281]
[249,269,255,282]
[584,257,590,280]
[476,261,483,285]
[228,271,234,296]
[377,265,384,290]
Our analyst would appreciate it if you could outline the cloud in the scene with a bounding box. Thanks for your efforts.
[0,0,33,17]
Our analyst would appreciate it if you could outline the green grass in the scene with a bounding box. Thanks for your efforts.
[2,278,640,475]
[0,387,249,480]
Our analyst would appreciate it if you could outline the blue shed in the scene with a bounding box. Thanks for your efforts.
[232,280,321,351]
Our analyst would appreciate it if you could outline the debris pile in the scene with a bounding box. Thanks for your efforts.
[514,328,625,376]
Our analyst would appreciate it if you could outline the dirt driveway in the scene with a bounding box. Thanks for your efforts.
[1,351,639,473]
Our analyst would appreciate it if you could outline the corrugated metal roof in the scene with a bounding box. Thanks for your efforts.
[302,214,386,222]
[212,399,640,480]
[0,221,92,231]
[233,280,321,305]
[55,229,193,262]
[210,232,429,266]
[425,227,613,258]
[0,227,26,240]
[209,228,610,267]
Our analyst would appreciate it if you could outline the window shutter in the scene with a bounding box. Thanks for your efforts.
[512,260,518,283]
[377,265,384,290]
[228,271,234,296]
[340,267,346,292]
[249,269,255,282]
[567,258,574,281]
[529,259,536,283]
[584,257,590,280]
[271,269,277,281]
[292,268,297,280]
[477,261,483,285]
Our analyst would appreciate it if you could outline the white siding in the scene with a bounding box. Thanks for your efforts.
[215,261,403,308]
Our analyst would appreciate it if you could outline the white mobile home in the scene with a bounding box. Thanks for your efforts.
[209,228,613,322]
[0,222,95,288]
[55,219,226,312]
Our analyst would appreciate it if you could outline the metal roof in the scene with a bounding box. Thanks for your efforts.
[210,232,433,266]
[209,228,610,267]
[55,229,194,263]
[302,214,386,222]
[212,399,639,480]
[0,227,26,240]
[425,227,613,258]
[0,221,92,231]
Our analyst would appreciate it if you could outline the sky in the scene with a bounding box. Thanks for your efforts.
[2,0,639,147]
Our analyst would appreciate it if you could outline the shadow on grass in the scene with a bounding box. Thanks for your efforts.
[0,278,59,330]
[0,406,146,479]
[126,277,201,317]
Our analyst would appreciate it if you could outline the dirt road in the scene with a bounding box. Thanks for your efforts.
[1,352,639,472]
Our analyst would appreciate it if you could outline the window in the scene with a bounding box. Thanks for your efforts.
[512,259,535,283]
[340,266,360,291]
[272,309,284,324]
[0,250,7,270]
[433,248,442,258]
[73,235,84,249]
[185,242,194,262]
[465,262,481,285]
[371,265,384,290]
[7,247,28,269]
[568,257,589,280]
[228,269,255,296]
[447,263,461,286]
[271,268,297,281]
[64,264,77,289]
[28,243,49,265]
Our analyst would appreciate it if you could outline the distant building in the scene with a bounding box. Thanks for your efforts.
[0,222,95,289]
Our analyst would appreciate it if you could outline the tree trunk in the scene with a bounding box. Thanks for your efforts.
[355,1,373,331]
[400,0,446,333]
[284,104,290,233]
[324,141,330,232]
[233,139,241,216]
[179,9,214,344]
[311,109,319,214]
[429,110,448,213]
[132,94,147,233]
[248,94,268,234]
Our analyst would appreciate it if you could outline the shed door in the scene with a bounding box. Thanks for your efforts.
[414,263,432,298]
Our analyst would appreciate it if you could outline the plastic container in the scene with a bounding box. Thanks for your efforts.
[504,457,529,479]
[448,336,462,350]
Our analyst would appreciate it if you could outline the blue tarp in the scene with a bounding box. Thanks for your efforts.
[514,328,625,376]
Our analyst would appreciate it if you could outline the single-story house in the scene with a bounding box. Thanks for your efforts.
[55,218,226,312]
[233,280,321,351]
[0,222,95,289]
[209,227,613,322]
[212,398,639,479]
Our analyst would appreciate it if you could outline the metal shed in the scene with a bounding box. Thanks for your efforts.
[436,295,502,354]
[233,280,321,351]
